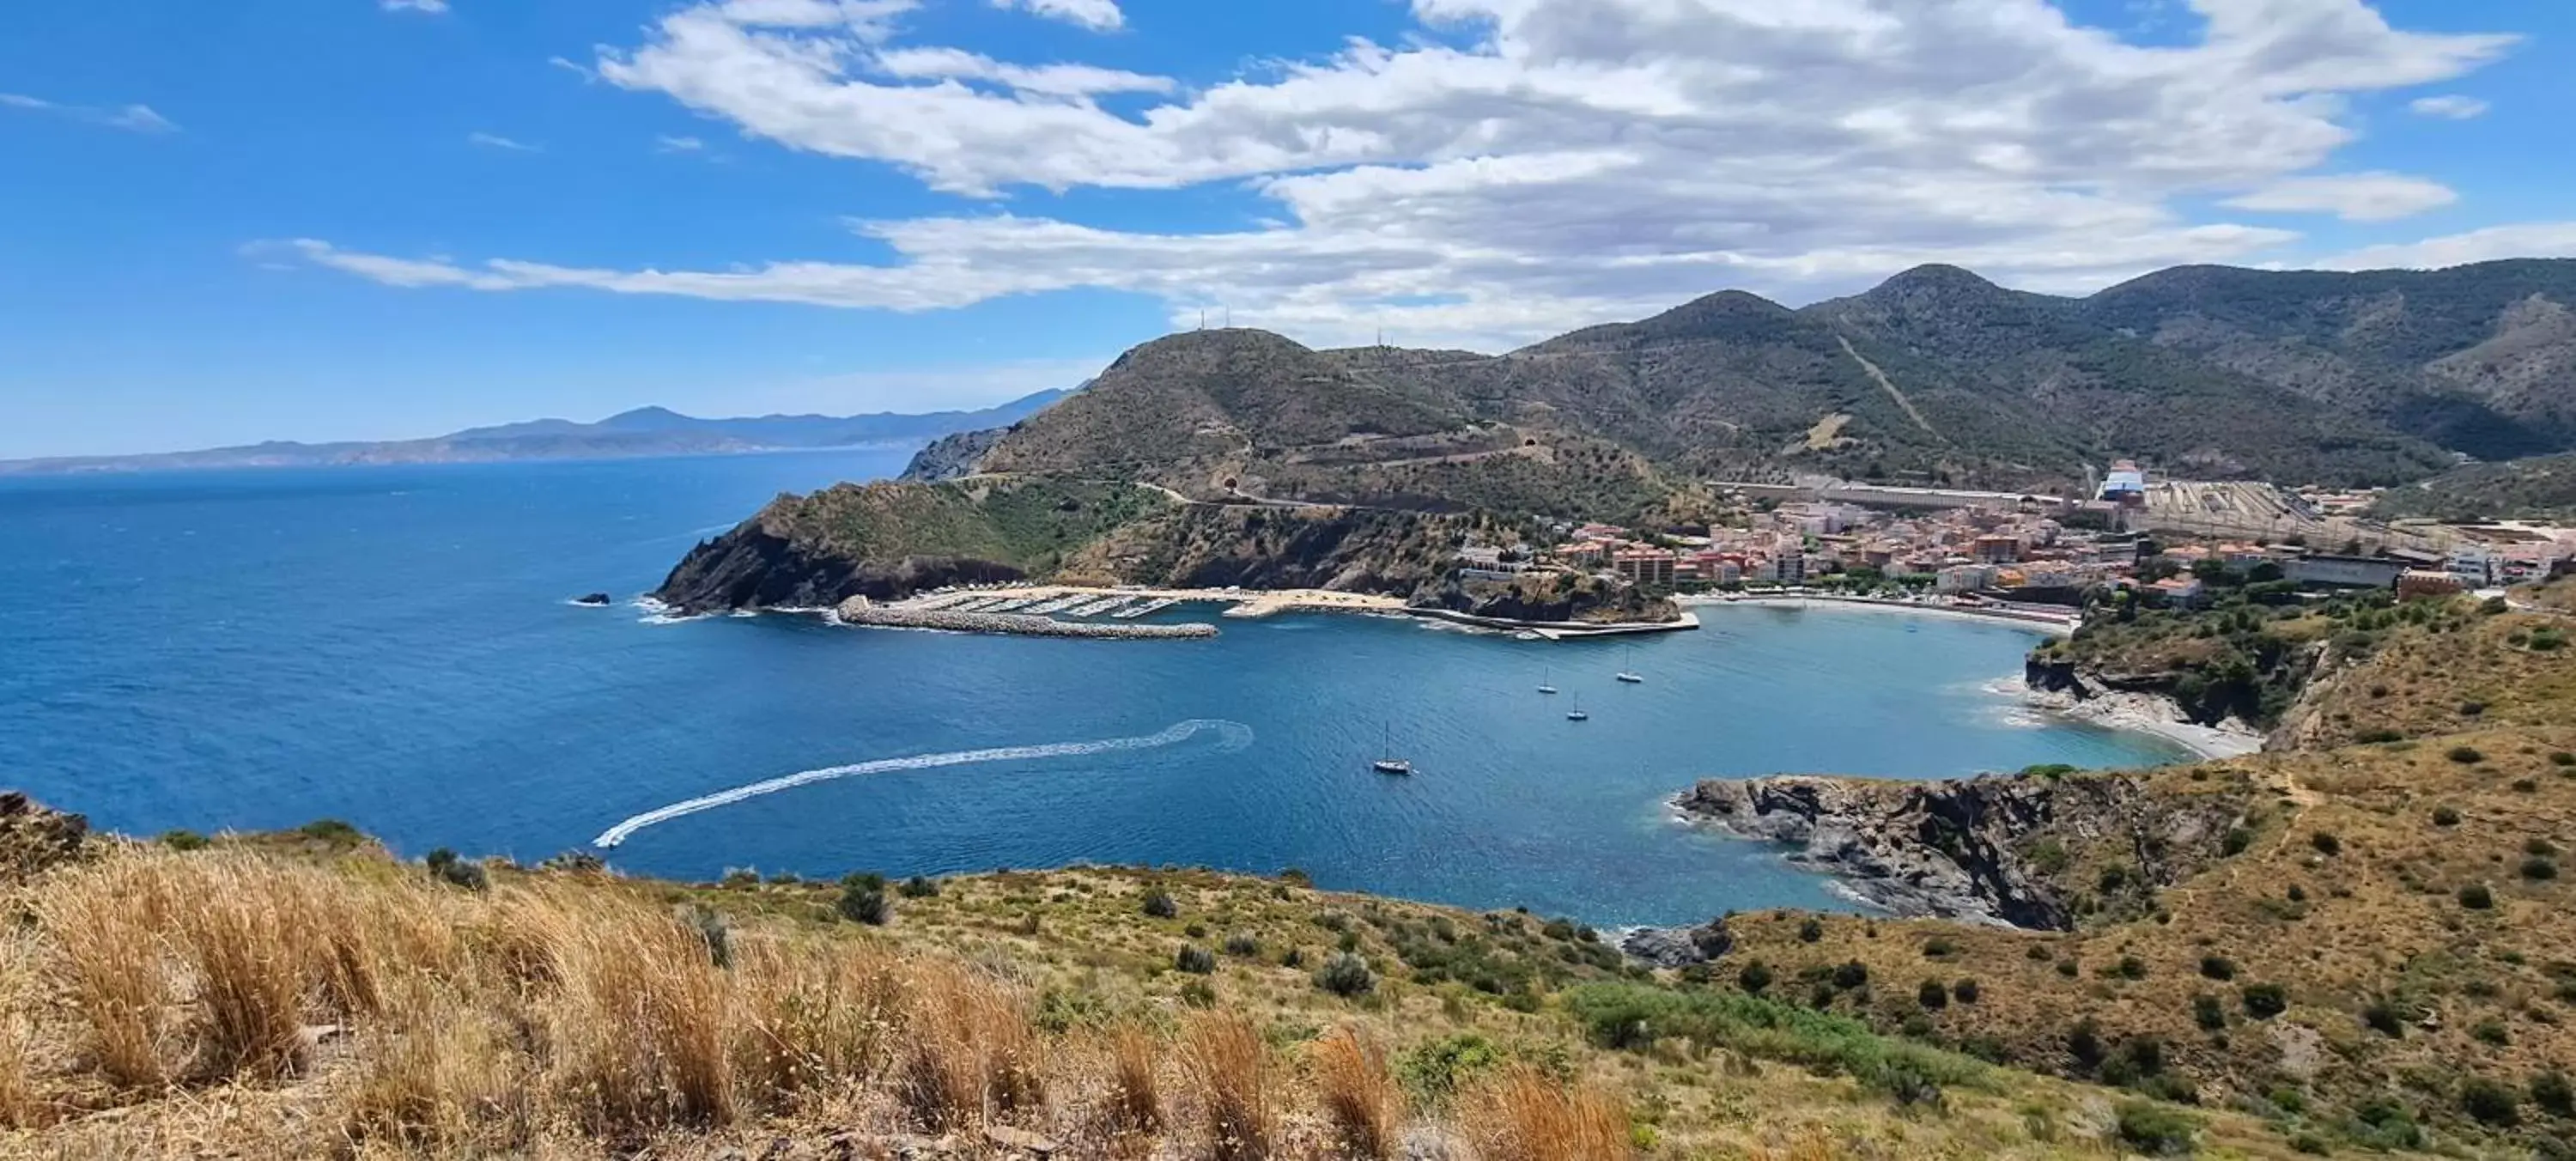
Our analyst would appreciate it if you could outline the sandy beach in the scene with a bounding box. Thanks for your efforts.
[1684,593,2079,636]
[2025,687,2265,760]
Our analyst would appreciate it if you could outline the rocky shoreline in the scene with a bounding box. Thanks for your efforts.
[1670,770,2255,931]
[2021,657,2265,759]
[833,599,1217,640]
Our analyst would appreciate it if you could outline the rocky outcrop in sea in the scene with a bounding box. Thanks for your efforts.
[1674,771,2251,931]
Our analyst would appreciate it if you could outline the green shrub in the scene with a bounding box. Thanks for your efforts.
[1922,935,1956,958]
[2192,993,2226,1031]
[2198,955,2236,981]
[2523,856,2559,881]
[2460,1077,2521,1127]
[1917,979,1949,1010]
[1736,959,1773,994]
[836,882,890,926]
[1563,982,1987,1091]
[2458,882,2495,910]
[2361,998,2405,1037]
[1175,945,1217,975]
[1140,888,1178,918]
[433,856,489,893]
[2531,1070,2574,1119]
[1178,979,1217,1008]
[2240,982,2288,1019]
[2433,805,2461,826]
[1797,917,1824,943]
[2221,828,2253,856]
[1951,978,1979,1005]
[297,818,364,845]
[1222,930,1261,957]
[2343,1097,2422,1150]
[1831,960,1869,989]
[898,874,941,897]
[1394,1033,1504,1104]
[2309,831,2341,856]
[2116,956,2148,981]
[2113,1100,2200,1156]
[1315,952,1377,998]
[2447,745,2486,764]
[159,829,210,851]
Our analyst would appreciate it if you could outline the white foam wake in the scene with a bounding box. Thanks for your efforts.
[592,719,1253,849]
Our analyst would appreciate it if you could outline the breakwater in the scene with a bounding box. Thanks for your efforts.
[835,599,1218,639]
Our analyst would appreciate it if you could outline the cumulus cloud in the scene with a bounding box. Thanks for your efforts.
[2320,222,2576,270]
[1,92,177,133]
[992,0,1122,32]
[294,0,2525,350]
[2409,94,2489,119]
[2222,172,2457,222]
[467,131,541,152]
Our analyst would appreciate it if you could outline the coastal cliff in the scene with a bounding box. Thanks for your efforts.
[652,477,1171,614]
[1674,771,2256,929]
[1413,569,1680,624]
[897,425,1006,483]
[654,518,1024,614]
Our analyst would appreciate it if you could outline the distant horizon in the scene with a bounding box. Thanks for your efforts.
[0,386,1072,467]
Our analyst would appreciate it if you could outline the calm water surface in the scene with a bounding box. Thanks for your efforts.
[0,452,2180,924]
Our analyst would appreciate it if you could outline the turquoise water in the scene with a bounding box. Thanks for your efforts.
[0,453,2180,924]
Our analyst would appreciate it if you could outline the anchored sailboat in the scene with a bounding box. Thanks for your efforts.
[1370,721,1412,775]
[1565,695,1589,722]
[1537,666,1558,696]
[1614,643,1644,684]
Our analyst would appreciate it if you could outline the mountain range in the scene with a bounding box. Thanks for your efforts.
[0,390,1072,476]
[915,258,2576,505]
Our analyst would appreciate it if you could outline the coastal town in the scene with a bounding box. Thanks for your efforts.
[1469,463,2573,619]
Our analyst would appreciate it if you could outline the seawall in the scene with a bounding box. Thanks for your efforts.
[835,599,1218,640]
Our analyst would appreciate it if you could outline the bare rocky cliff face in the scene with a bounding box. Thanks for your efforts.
[1674,773,2253,930]
[652,516,1023,615]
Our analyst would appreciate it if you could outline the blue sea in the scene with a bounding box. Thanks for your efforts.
[0,451,2181,925]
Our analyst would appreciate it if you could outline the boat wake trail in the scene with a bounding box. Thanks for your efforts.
[592,719,1254,849]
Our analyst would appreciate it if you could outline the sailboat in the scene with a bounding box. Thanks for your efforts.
[1370,722,1412,775]
[1614,643,1644,684]
[1565,695,1589,722]
[1537,666,1558,696]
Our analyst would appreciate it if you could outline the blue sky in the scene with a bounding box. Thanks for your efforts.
[4,0,2573,459]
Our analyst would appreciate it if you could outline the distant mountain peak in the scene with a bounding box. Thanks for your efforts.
[598,405,698,430]
[1866,264,2008,300]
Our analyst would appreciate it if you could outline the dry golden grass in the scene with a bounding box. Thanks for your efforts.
[1098,1024,1164,1145]
[1182,1011,1275,1161]
[0,819,2348,1158]
[1458,1065,1630,1161]
[36,856,179,1089]
[1309,1027,1400,1159]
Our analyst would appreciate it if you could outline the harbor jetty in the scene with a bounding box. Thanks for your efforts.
[835,598,1217,640]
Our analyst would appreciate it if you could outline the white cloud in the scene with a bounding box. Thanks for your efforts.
[296,0,2529,350]
[2320,222,2576,270]
[873,46,1172,96]
[1,92,178,133]
[2222,172,2457,222]
[656,134,707,152]
[992,0,1122,32]
[382,0,449,12]
[466,131,541,152]
[2408,94,2488,119]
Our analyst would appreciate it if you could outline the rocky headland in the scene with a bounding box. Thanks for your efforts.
[1673,771,2256,930]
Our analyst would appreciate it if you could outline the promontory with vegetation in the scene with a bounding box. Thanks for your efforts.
[657,258,2576,626]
